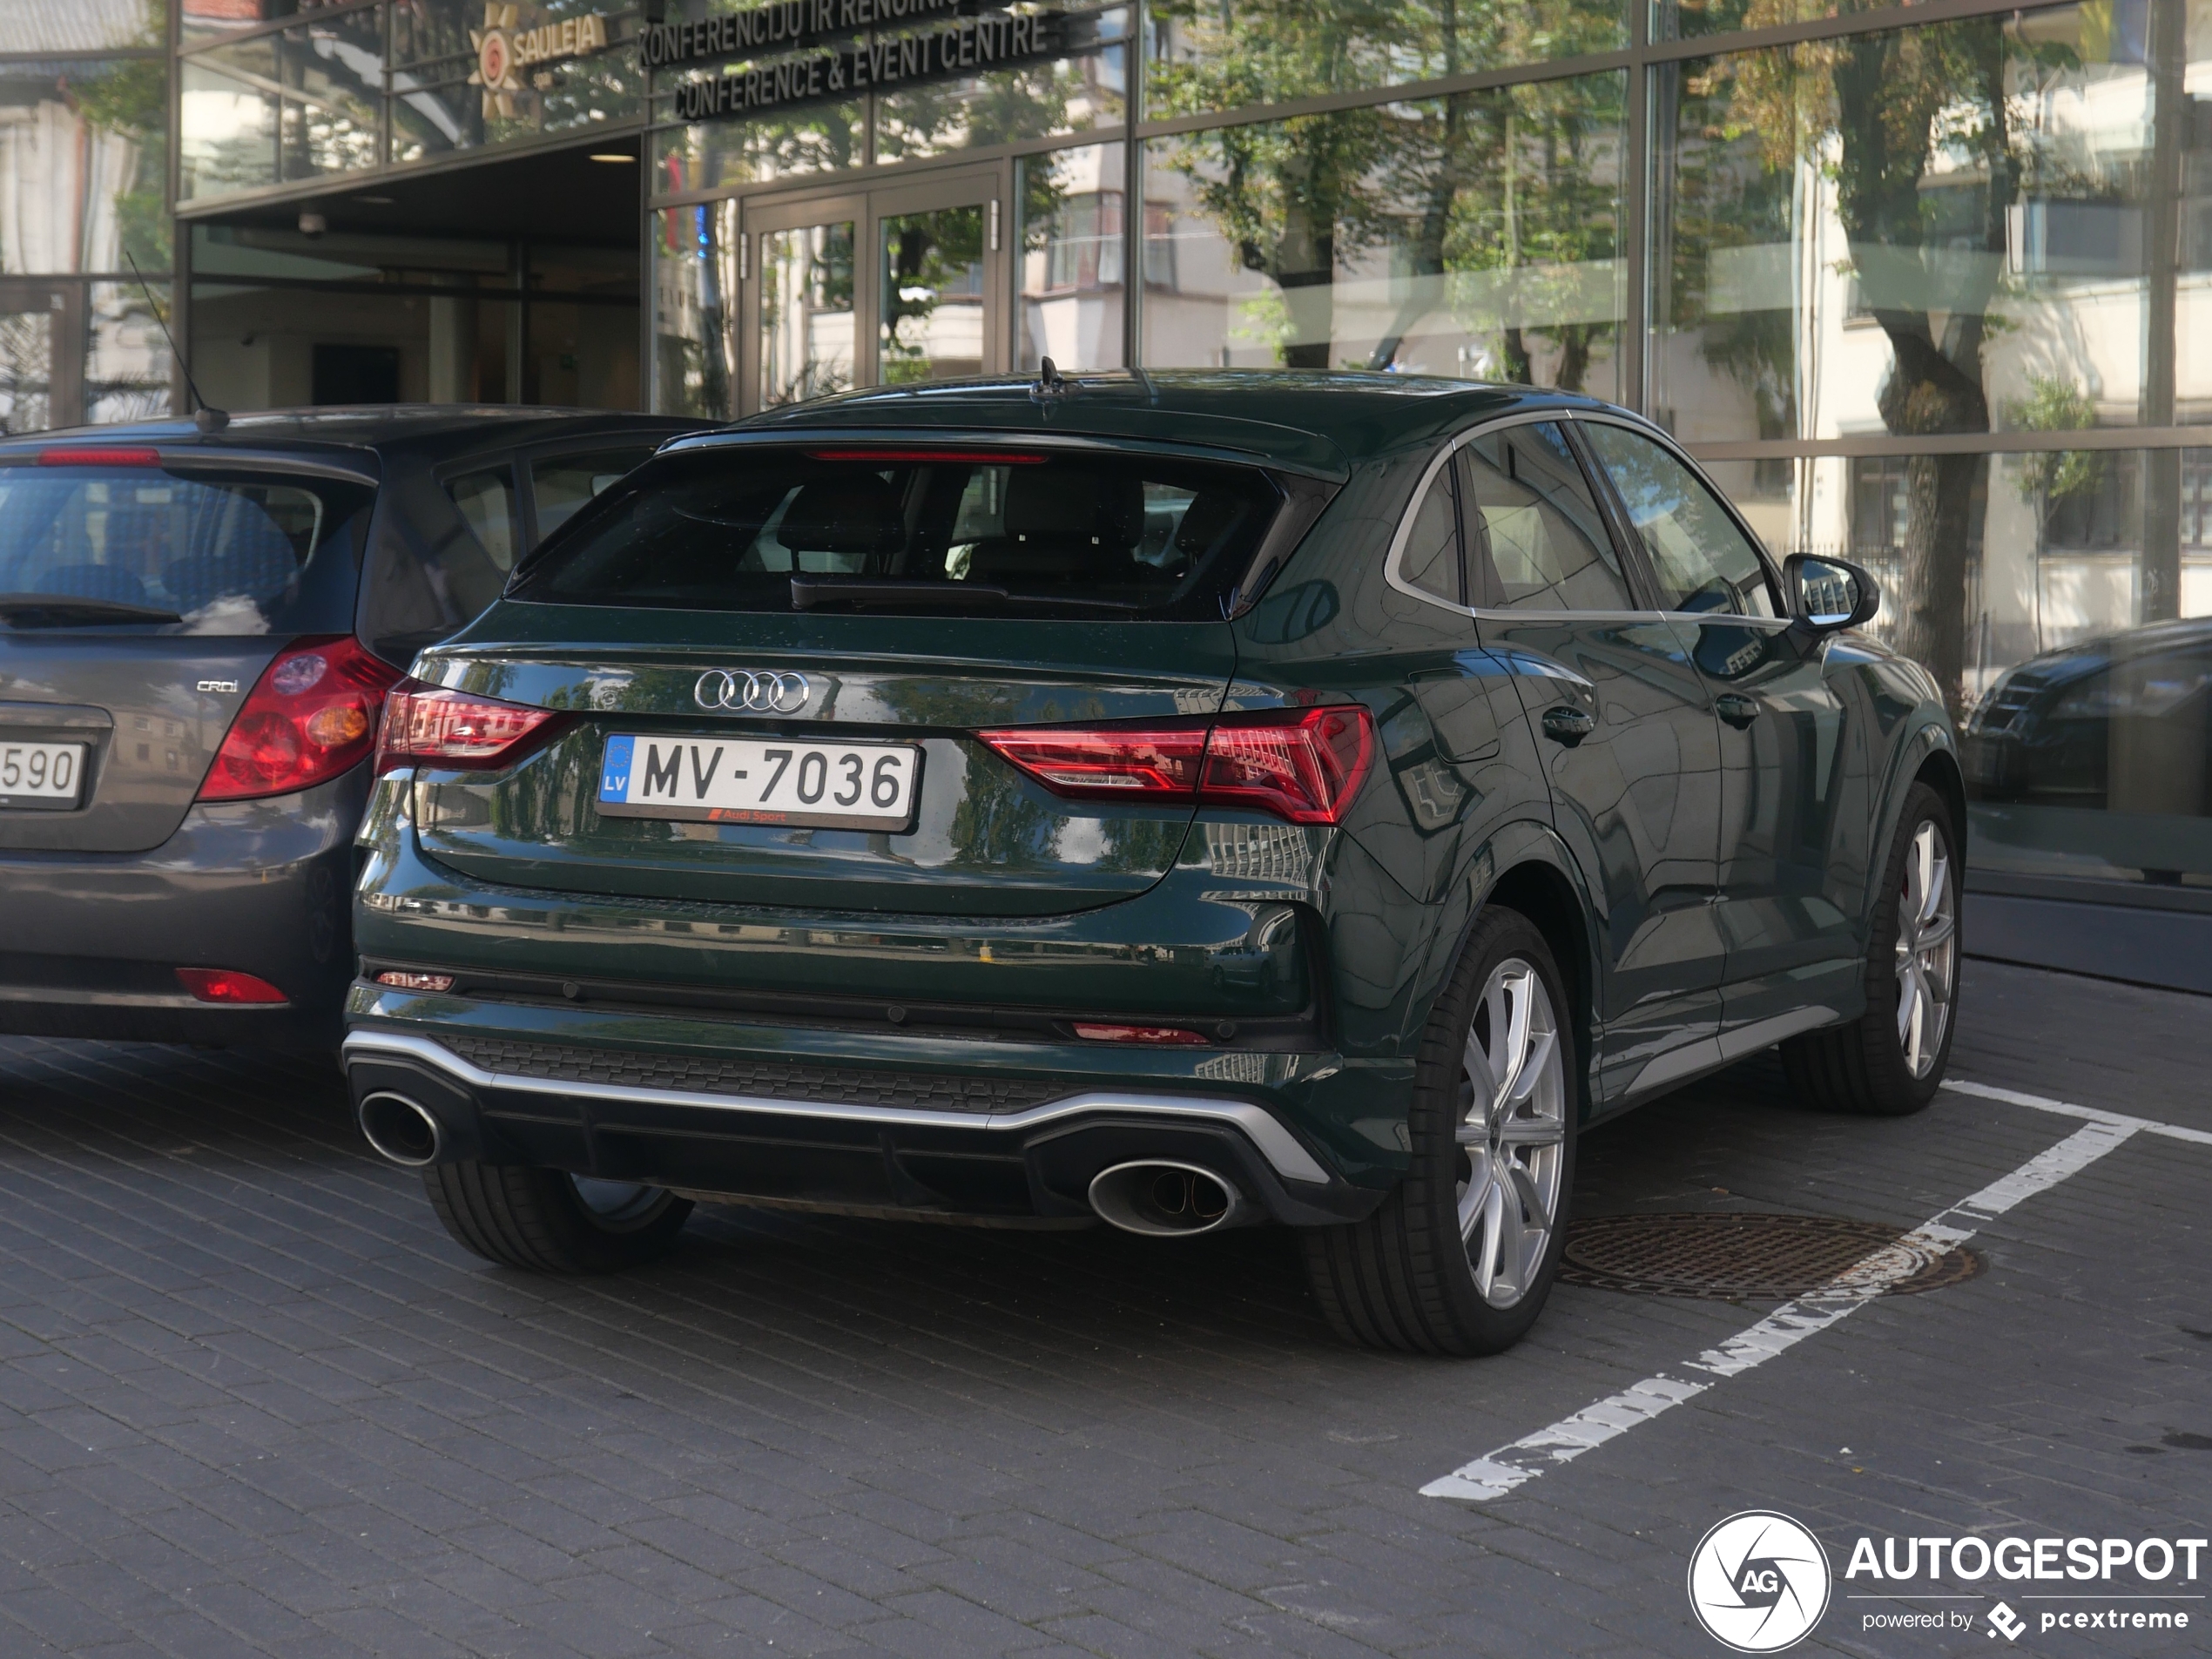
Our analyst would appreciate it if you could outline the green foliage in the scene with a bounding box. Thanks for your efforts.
[881,206,986,382]
[1155,29,1625,381]
[2005,375,2102,505]
[65,58,172,272]
[1145,0,1622,117]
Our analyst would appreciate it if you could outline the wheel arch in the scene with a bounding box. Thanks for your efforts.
[1438,821,1602,1123]
[1865,716,1966,937]
[1913,742,1968,853]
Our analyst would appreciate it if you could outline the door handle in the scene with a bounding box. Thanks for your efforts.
[1714,692,1760,729]
[1540,705,1595,746]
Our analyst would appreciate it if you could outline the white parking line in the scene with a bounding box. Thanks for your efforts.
[1941,1079,2212,1146]
[1420,1116,2141,1501]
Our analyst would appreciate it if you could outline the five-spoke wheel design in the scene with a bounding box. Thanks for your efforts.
[1455,959,1568,1310]
[1893,819,1956,1079]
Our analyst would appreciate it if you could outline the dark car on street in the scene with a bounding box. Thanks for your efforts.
[0,406,700,1050]
[343,372,1964,1354]
[1963,617,2212,813]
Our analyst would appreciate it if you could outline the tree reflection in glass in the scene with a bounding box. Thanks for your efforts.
[759,221,856,408]
[1143,74,1626,391]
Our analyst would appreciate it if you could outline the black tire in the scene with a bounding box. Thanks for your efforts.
[1303,906,1578,1356]
[422,1163,693,1273]
[1782,780,1960,1117]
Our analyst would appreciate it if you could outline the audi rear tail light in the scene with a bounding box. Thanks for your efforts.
[980,705,1375,826]
[176,968,287,1005]
[198,636,404,802]
[1199,707,1375,824]
[374,679,566,773]
[976,724,1210,796]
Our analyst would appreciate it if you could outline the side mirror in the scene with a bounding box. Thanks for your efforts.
[1784,554,1880,634]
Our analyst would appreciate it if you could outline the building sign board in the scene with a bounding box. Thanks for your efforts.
[668,7,1061,120]
[641,0,973,70]
[470,3,617,117]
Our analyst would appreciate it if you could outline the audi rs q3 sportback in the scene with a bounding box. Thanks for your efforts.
[0,407,697,1050]
[345,372,1964,1355]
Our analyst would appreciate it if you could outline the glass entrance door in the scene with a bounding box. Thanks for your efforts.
[742,167,1006,415]
[880,204,988,386]
[751,196,860,413]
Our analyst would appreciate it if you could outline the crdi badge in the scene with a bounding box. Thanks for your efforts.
[1687,1511,1832,1652]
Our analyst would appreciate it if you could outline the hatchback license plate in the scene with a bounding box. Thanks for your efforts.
[0,741,85,809]
[597,734,921,831]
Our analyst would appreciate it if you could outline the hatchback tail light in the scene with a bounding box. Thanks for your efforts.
[198,636,403,802]
[980,705,1374,826]
[374,680,566,773]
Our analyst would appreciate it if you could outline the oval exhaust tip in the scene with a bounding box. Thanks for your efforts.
[358,1090,444,1168]
[1087,1160,1251,1238]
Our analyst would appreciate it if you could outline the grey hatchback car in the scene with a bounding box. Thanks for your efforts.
[0,406,699,1050]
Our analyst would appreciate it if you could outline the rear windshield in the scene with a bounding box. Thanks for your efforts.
[0,466,371,634]
[512,447,1284,619]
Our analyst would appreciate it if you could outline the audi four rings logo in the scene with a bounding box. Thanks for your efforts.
[694,670,811,713]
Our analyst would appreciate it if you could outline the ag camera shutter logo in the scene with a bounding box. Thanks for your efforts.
[1688,1511,1832,1652]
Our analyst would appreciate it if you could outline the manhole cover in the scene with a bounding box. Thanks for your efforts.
[1560,1212,1983,1299]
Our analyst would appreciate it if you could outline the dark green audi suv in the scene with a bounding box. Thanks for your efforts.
[344,371,1963,1355]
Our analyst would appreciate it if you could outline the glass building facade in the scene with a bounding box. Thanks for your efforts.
[0,0,172,430]
[2,0,2208,974]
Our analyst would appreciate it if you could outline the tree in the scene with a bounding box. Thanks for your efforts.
[1150,0,1624,379]
[1706,10,2074,713]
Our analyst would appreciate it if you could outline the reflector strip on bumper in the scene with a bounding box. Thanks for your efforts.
[341,1028,1332,1185]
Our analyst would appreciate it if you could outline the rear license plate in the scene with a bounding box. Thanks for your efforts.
[596,734,921,831]
[0,741,85,810]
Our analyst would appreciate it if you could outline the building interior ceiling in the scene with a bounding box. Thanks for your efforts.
[192,137,645,249]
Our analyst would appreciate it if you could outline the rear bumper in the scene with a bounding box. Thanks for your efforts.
[341,1015,1387,1228]
[0,772,367,1049]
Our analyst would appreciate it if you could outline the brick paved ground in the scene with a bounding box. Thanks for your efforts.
[0,959,2204,1658]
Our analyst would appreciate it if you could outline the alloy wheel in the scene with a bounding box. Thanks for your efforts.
[1893,819,1957,1079]
[1455,959,1568,1309]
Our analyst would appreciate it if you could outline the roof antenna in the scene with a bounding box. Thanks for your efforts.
[1031,355,1070,403]
[126,252,226,434]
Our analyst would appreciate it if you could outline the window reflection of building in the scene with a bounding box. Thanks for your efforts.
[1042,192,1123,293]
[1016,143,1128,376]
[0,4,171,432]
[106,0,2212,963]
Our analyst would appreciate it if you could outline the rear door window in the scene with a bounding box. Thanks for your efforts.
[0,465,369,633]
[1458,423,1634,611]
[530,447,658,543]
[515,447,1285,619]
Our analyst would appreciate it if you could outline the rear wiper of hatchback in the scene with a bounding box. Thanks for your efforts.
[790,577,1138,612]
[0,593,183,626]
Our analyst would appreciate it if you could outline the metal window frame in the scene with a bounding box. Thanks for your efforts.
[151,0,2210,456]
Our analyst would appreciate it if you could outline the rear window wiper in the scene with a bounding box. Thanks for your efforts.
[790,577,1139,612]
[0,593,184,626]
